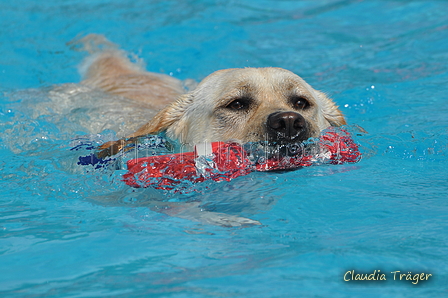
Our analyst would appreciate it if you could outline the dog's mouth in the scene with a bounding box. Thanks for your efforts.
[264,141,306,158]
[241,111,313,161]
[243,139,310,164]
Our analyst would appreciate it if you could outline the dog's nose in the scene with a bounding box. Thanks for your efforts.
[267,111,307,141]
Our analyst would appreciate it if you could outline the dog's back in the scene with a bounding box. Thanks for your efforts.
[73,34,186,110]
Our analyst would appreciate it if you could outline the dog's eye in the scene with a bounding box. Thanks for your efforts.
[226,98,250,111]
[291,96,310,110]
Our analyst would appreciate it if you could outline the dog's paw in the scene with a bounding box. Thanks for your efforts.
[155,202,261,228]
[194,211,261,228]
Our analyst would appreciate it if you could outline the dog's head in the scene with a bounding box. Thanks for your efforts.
[134,67,346,146]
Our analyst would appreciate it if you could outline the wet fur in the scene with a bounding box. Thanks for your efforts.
[74,34,346,157]
[72,34,347,227]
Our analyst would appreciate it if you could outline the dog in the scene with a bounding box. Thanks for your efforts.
[73,34,347,227]
[74,35,346,158]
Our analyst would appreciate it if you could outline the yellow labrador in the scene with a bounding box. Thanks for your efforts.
[72,34,348,227]
[75,35,346,157]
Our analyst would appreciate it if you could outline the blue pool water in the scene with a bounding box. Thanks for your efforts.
[1,0,447,297]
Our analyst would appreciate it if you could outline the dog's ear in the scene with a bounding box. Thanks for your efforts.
[96,93,193,158]
[315,90,347,127]
[127,93,193,139]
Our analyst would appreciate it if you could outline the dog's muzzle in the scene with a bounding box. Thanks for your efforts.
[266,111,309,143]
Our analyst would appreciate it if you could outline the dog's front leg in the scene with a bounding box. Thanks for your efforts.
[152,201,261,228]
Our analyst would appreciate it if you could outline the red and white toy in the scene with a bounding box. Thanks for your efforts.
[123,128,361,190]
